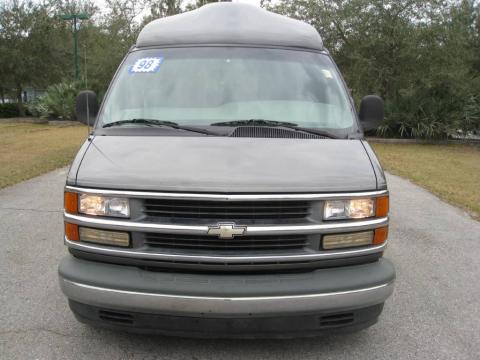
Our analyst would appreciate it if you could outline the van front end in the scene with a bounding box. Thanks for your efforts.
[60,183,394,337]
[59,3,395,338]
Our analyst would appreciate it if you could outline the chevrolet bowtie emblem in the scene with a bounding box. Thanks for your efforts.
[207,224,247,239]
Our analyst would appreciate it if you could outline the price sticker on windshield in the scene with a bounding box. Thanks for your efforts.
[129,57,164,74]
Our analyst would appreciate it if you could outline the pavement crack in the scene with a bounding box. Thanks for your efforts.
[0,207,62,213]
[0,327,73,338]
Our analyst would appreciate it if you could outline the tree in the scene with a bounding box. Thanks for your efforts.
[80,0,147,95]
[145,0,182,19]
[84,0,186,95]
[0,0,70,115]
[264,0,480,137]
[185,0,219,11]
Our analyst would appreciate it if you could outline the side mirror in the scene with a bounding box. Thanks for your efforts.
[359,95,384,132]
[75,90,99,126]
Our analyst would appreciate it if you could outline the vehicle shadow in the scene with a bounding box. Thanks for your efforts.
[78,324,372,359]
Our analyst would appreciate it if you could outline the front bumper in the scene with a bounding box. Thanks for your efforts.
[59,256,395,336]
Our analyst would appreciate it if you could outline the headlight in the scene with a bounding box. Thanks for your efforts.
[79,194,130,218]
[324,198,374,220]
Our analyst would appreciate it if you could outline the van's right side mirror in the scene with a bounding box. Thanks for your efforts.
[359,95,384,132]
[76,90,99,126]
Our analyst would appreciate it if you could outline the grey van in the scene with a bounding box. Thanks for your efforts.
[59,2,395,338]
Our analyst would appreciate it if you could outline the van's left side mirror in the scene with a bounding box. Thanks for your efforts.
[359,95,384,132]
[76,90,99,126]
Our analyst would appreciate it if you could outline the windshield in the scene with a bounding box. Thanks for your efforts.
[99,47,356,130]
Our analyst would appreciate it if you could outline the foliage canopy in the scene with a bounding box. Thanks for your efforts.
[0,0,479,137]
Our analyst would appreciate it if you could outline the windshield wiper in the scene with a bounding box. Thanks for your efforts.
[103,119,178,128]
[103,119,215,135]
[211,119,298,127]
[210,119,339,138]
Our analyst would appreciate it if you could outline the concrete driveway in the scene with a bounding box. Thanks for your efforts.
[1,168,479,359]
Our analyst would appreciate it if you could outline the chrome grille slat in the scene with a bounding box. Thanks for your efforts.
[144,203,310,209]
[65,185,388,201]
[64,212,389,236]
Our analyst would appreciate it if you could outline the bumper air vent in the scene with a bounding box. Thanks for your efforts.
[98,310,134,324]
[319,312,354,327]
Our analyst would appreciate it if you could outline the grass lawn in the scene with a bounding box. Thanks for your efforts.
[0,121,88,189]
[372,143,480,219]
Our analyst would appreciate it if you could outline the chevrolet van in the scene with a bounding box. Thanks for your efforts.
[59,2,395,338]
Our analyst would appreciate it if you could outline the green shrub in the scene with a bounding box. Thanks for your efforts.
[0,103,19,118]
[456,94,480,135]
[26,97,49,118]
[28,80,93,120]
[377,81,480,139]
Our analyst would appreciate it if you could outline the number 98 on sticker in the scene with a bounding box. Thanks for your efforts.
[129,57,164,73]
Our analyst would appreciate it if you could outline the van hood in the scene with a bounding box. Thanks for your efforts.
[74,136,378,192]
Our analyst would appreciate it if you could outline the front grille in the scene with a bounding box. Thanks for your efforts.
[144,199,311,220]
[144,233,309,251]
[67,186,387,273]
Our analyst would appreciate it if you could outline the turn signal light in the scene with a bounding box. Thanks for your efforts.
[64,191,78,214]
[373,226,389,245]
[376,196,389,217]
[65,222,79,241]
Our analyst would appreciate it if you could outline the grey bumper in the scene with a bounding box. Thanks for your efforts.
[59,256,395,316]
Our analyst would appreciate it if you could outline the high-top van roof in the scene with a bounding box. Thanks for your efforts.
[136,2,324,51]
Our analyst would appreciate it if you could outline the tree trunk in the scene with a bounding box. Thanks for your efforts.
[16,86,25,117]
[0,87,5,104]
[166,0,177,15]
